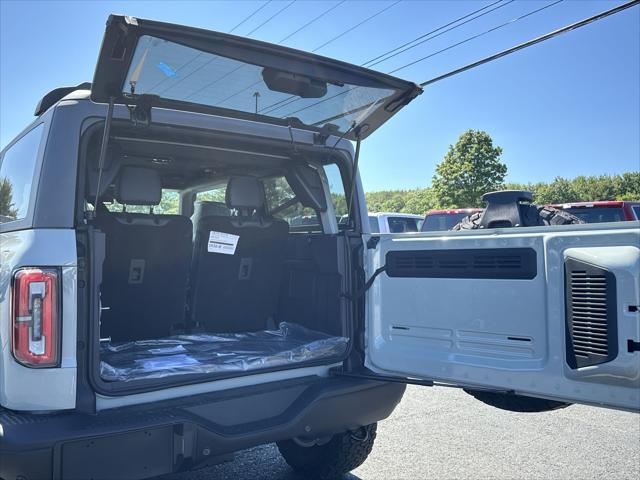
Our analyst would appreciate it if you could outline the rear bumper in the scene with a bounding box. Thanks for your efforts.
[0,376,405,480]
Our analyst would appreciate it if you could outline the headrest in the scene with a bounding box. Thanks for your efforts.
[225,176,265,211]
[115,167,162,205]
[192,201,230,221]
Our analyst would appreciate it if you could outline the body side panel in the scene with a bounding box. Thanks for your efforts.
[0,229,77,410]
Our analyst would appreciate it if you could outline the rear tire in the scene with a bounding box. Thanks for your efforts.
[536,205,584,226]
[451,211,483,230]
[277,424,377,479]
[452,205,583,230]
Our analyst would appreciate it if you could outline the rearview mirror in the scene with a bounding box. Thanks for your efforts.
[262,68,327,98]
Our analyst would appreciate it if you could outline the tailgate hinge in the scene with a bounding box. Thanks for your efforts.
[313,123,340,145]
[126,94,158,128]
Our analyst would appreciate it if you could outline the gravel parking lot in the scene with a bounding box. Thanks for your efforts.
[165,385,640,480]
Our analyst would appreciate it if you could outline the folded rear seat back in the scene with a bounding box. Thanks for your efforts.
[191,176,289,333]
[95,166,192,342]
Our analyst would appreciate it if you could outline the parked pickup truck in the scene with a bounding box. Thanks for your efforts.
[421,208,482,231]
[1,14,638,480]
[368,212,424,233]
[550,200,640,223]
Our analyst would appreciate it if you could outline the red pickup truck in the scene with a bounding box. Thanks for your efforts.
[422,201,639,231]
[549,201,640,223]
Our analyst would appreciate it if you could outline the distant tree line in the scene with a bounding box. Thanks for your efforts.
[364,129,639,214]
[363,172,639,215]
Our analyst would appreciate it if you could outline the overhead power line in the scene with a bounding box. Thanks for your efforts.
[278,0,346,44]
[215,1,348,107]
[419,0,640,87]
[228,1,274,34]
[362,0,509,68]
[259,0,517,115]
[216,0,398,108]
[147,0,279,93]
[282,0,637,128]
[245,0,296,36]
[266,0,563,119]
[387,0,563,75]
[312,0,403,52]
[157,0,297,98]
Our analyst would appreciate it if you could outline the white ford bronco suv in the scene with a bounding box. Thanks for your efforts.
[1,15,638,480]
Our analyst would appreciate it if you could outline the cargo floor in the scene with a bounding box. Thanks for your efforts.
[100,322,348,382]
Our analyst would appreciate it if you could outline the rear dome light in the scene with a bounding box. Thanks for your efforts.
[11,268,60,367]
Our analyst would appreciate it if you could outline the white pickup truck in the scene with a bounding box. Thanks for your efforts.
[368,212,424,233]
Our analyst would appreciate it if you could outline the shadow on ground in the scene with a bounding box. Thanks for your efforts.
[161,443,362,480]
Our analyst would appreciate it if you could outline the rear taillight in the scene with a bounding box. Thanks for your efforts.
[11,268,60,367]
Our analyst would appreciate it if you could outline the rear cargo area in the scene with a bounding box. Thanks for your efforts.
[80,123,351,389]
[100,323,347,382]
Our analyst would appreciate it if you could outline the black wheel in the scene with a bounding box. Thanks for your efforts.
[451,210,483,230]
[452,205,583,230]
[463,389,571,413]
[537,205,584,226]
[277,424,377,479]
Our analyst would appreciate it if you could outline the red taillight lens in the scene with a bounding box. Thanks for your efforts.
[11,268,60,367]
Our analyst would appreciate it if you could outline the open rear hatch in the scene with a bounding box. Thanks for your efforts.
[91,15,422,139]
[85,15,422,394]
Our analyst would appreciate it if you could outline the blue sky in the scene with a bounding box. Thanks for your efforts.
[1,0,638,191]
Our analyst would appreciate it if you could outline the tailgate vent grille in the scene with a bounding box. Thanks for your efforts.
[565,259,617,369]
[385,248,536,279]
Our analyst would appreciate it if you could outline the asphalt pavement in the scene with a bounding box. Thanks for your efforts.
[164,385,640,480]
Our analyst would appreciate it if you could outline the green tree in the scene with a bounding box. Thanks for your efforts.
[0,177,18,220]
[157,190,180,214]
[331,192,347,215]
[366,190,397,212]
[432,129,507,208]
[401,188,437,214]
[532,177,580,204]
[571,175,618,202]
[617,172,640,200]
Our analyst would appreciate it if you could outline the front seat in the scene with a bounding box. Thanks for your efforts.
[191,200,230,239]
[190,176,289,333]
[95,166,193,341]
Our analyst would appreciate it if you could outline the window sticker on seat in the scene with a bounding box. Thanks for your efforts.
[208,231,239,255]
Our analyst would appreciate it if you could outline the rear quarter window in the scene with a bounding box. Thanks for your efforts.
[263,176,322,233]
[632,205,640,220]
[0,124,45,225]
[565,207,625,223]
[196,185,226,203]
[105,189,180,215]
[422,213,467,231]
[387,217,420,233]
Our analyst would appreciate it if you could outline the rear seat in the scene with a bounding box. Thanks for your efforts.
[190,200,230,239]
[191,176,289,333]
[96,167,192,342]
